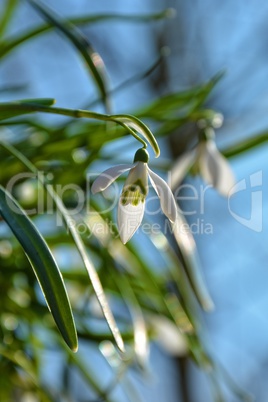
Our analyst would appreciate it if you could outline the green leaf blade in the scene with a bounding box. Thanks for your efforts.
[0,98,55,121]
[0,186,78,352]
[113,114,160,157]
[0,0,19,39]
[28,0,111,113]
[0,10,171,60]
[172,214,214,312]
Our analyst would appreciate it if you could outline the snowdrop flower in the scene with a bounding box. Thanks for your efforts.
[91,148,177,244]
[170,128,235,196]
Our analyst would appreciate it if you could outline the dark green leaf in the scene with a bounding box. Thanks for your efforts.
[0,0,18,39]
[0,98,55,121]
[0,10,170,59]
[0,185,78,352]
[27,0,111,113]
[136,71,225,120]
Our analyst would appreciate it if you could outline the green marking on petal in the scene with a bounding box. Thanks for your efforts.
[121,190,129,206]
[133,193,140,206]
[121,179,148,207]
[134,179,148,196]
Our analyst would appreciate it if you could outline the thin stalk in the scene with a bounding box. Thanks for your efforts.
[0,102,148,149]
[0,0,18,39]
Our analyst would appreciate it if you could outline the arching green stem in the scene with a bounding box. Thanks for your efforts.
[0,101,160,156]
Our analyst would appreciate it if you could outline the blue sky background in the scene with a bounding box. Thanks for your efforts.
[2,0,268,401]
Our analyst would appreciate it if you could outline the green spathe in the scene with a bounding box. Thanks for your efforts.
[133,147,149,163]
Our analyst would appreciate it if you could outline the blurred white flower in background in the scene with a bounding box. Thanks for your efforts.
[149,315,188,357]
[171,117,235,196]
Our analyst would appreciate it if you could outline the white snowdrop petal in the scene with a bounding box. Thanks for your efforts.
[170,150,196,190]
[149,315,188,356]
[201,140,235,196]
[124,162,148,191]
[148,168,177,223]
[91,164,133,194]
[117,201,145,244]
[215,155,236,196]
[198,141,216,186]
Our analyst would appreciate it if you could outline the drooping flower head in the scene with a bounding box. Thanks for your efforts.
[170,121,235,196]
[92,148,177,244]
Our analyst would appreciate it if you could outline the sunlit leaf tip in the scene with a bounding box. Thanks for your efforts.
[209,70,226,87]
[18,98,56,107]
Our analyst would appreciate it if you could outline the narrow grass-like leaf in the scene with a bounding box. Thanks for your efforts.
[13,98,55,105]
[84,54,165,111]
[27,0,110,113]
[0,10,171,59]
[136,72,225,121]
[62,343,115,402]
[0,141,125,354]
[0,0,18,38]
[113,114,160,157]
[0,83,28,94]
[0,102,157,156]
[0,346,37,384]
[147,228,197,327]
[61,210,125,353]
[217,363,254,402]
[0,186,78,352]
[172,214,214,311]
[0,98,55,121]
[118,276,148,368]
[223,131,268,158]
